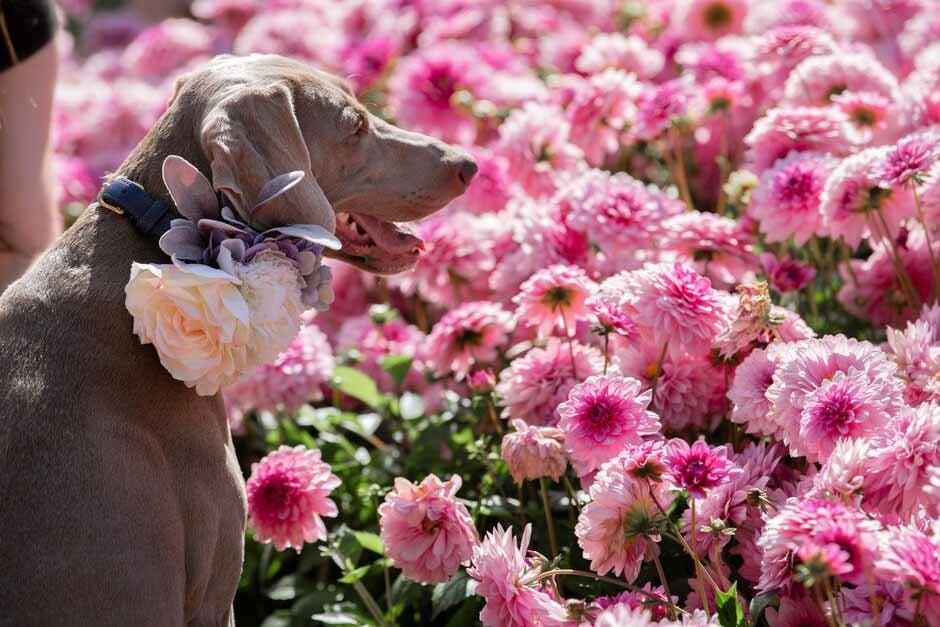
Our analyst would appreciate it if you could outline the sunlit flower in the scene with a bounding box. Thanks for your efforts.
[424,302,511,380]
[501,419,568,484]
[664,439,739,498]
[514,264,594,337]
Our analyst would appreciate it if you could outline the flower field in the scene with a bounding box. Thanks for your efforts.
[53,1,940,625]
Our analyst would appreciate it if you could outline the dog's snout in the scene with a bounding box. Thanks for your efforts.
[456,157,478,187]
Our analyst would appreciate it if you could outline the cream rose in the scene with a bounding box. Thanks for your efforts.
[125,262,252,396]
[236,251,305,367]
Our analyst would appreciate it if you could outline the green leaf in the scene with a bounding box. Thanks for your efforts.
[353,531,385,555]
[380,354,413,388]
[432,571,475,619]
[331,366,383,409]
[715,581,746,627]
[338,565,372,584]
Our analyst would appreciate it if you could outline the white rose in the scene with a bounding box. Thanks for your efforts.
[125,262,252,396]
[236,251,305,367]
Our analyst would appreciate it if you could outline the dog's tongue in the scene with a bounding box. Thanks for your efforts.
[352,213,422,254]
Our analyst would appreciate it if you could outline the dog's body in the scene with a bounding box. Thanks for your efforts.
[0,54,473,625]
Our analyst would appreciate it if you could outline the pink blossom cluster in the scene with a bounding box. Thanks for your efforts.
[58,0,940,624]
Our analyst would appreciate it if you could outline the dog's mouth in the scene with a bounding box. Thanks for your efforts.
[326,212,424,274]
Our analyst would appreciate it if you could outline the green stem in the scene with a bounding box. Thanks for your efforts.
[561,313,579,380]
[651,552,676,620]
[691,500,710,615]
[603,334,610,375]
[539,477,558,558]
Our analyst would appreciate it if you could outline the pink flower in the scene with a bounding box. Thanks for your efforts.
[748,151,834,245]
[514,264,594,337]
[122,18,214,80]
[662,212,758,289]
[865,403,940,519]
[424,302,511,380]
[335,313,425,394]
[246,445,340,553]
[594,605,656,626]
[575,458,670,580]
[634,78,694,141]
[223,322,335,418]
[493,102,585,198]
[630,263,726,359]
[575,33,664,78]
[496,338,603,426]
[758,497,880,593]
[676,0,748,41]
[875,524,940,619]
[468,524,571,627]
[752,27,839,93]
[588,295,637,339]
[798,368,897,462]
[501,419,568,484]
[764,594,827,627]
[876,130,940,188]
[378,474,478,584]
[765,335,904,456]
[564,69,642,166]
[783,53,899,106]
[664,439,739,498]
[728,344,786,439]
[760,253,816,293]
[558,374,661,477]
[467,369,497,395]
[233,8,338,67]
[593,584,673,621]
[744,106,856,173]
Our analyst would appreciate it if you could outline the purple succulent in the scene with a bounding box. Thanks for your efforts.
[158,155,340,310]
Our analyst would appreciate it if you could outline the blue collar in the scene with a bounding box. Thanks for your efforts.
[96,177,174,240]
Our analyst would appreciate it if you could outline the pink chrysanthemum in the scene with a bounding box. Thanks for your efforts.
[593,583,673,621]
[564,69,642,166]
[588,294,638,339]
[122,18,214,80]
[378,474,479,585]
[501,419,568,485]
[820,147,913,248]
[664,439,739,498]
[662,212,758,289]
[246,445,340,553]
[832,91,898,143]
[593,605,656,627]
[749,151,835,245]
[629,263,726,359]
[634,78,694,141]
[758,497,880,593]
[495,338,603,426]
[424,302,511,380]
[728,344,787,439]
[752,26,839,93]
[574,33,663,78]
[760,253,817,293]
[876,130,940,188]
[492,102,585,198]
[558,374,661,477]
[514,264,594,337]
[467,524,570,627]
[744,106,856,173]
[886,304,940,404]
[575,457,671,580]
[875,524,940,619]
[783,53,899,106]
[223,323,335,420]
[798,368,897,462]
[765,335,905,456]
[865,403,940,519]
[676,0,748,41]
[810,438,871,504]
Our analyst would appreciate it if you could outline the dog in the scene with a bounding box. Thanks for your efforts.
[0,54,475,626]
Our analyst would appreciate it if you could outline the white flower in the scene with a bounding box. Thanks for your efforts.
[125,262,252,396]
[236,251,305,368]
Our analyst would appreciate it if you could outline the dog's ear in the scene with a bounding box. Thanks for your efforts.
[200,81,335,232]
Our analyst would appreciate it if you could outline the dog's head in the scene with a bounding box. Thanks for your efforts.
[170,54,476,274]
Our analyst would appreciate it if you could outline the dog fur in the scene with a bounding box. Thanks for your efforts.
[0,54,474,626]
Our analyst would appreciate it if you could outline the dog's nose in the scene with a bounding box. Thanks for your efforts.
[457,158,478,186]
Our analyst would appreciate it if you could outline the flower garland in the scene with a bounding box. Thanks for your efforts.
[124,155,339,396]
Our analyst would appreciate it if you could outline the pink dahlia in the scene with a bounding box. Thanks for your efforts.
[886,304,940,404]
[588,295,637,339]
[594,605,656,626]
[335,314,425,394]
[467,524,571,627]
[574,33,664,78]
[564,69,642,166]
[765,335,905,456]
[760,253,817,293]
[557,374,661,477]
[246,445,340,553]
[501,419,568,485]
[728,344,786,439]
[664,439,739,498]
[495,338,603,426]
[748,151,835,245]
[810,438,871,504]
[832,91,899,144]
[820,147,913,248]
[576,458,670,580]
[662,211,758,289]
[798,368,897,462]
[676,0,748,41]
[122,18,214,80]
[783,53,899,106]
[378,474,478,585]
[875,130,940,188]
[758,497,880,593]
[223,323,335,420]
[424,302,511,380]
[865,403,940,519]
[875,524,940,620]
[764,594,827,627]
[752,27,839,94]
[634,78,694,141]
[744,106,856,173]
[593,584,673,621]
[630,263,726,359]
[514,264,594,337]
